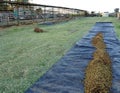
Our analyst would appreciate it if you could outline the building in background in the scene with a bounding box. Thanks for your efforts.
[102,12,109,17]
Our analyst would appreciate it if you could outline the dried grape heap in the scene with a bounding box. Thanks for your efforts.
[84,32,112,93]
[34,27,44,33]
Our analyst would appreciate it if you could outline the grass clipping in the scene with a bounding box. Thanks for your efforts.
[84,32,112,93]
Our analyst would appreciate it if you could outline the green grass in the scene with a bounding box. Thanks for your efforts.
[0,17,120,93]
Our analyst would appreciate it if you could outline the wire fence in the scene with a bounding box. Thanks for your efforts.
[0,1,87,27]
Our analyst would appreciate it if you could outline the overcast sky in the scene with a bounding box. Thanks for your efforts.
[30,0,119,12]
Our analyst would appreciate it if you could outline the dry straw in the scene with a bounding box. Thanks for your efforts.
[84,32,112,93]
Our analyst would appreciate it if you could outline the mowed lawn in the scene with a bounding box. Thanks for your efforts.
[0,17,120,93]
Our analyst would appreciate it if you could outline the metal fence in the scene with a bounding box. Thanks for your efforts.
[0,1,87,27]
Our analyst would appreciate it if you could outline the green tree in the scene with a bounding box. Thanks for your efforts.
[114,8,119,17]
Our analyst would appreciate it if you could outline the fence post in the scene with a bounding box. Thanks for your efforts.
[17,3,20,25]
[7,16,9,26]
[44,6,46,22]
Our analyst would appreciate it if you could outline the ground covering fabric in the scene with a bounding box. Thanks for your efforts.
[25,22,120,93]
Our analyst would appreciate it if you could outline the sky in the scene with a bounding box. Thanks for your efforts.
[30,0,120,13]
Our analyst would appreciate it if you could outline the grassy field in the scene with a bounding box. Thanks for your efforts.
[0,17,120,93]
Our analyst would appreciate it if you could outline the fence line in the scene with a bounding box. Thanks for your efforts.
[0,1,87,27]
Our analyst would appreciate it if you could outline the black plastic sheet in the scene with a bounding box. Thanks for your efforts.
[25,22,120,93]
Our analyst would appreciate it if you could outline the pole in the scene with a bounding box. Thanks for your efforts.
[17,3,20,25]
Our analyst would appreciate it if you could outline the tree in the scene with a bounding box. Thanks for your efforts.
[36,8,42,14]
[91,11,96,17]
[114,8,119,13]
[114,8,119,17]
[0,2,8,10]
[84,11,89,17]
